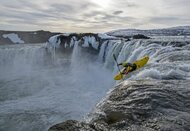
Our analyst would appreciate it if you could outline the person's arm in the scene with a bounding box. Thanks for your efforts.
[119,62,133,68]
[118,62,128,67]
[122,62,133,67]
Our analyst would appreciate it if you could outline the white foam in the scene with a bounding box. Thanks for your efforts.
[0,44,114,131]
[82,36,99,50]
[48,34,61,48]
[98,41,107,62]
[131,69,162,80]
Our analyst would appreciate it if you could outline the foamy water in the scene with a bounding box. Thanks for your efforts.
[0,44,114,131]
[0,36,190,131]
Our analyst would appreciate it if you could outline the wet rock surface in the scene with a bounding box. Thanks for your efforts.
[132,34,150,39]
[48,80,190,131]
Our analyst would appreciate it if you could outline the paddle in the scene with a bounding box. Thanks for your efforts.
[113,54,124,80]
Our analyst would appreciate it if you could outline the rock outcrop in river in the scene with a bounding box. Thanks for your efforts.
[49,80,190,131]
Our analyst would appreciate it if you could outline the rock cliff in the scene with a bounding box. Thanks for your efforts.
[0,30,60,44]
[48,80,190,131]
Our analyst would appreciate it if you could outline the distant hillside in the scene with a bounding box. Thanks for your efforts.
[0,30,60,44]
[107,26,190,37]
[1,26,190,45]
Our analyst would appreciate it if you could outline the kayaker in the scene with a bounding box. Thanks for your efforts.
[118,62,137,74]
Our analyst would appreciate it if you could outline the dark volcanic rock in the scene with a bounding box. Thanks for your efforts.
[48,120,95,131]
[48,80,190,131]
[57,33,118,47]
[132,34,150,39]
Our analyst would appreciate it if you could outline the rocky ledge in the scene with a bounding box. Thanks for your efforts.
[0,30,60,44]
[48,80,190,131]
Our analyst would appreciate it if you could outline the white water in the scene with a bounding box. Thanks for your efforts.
[0,44,114,131]
[104,39,190,81]
[0,37,190,131]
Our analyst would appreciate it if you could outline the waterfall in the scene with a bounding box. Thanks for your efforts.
[1,35,190,131]
[46,34,190,80]
[71,40,80,68]
[0,41,114,131]
[98,41,107,62]
[97,38,190,80]
[0,44,48,77]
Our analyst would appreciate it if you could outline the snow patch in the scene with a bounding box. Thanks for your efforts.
[2,33,24,44]
[98,33,116,39]
[62,33,71,36]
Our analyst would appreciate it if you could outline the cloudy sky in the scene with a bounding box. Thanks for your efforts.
[0,0,189,32]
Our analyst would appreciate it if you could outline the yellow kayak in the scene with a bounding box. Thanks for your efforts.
[114,56,149,80]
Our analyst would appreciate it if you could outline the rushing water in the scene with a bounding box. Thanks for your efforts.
[0,36,190,131]
[107,39,190,81]
[0,44,114,131]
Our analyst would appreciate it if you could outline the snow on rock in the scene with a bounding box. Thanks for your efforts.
[62,33,71,36]
[2,33,24,44]
[107,26,190,37]
[98,33,116,39]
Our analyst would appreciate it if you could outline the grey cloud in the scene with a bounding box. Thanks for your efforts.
[112,0,138,8]
[49,3,74,13]
[72,22,119,29]
[0,9,53,21]
[82,11,105,18]
[127,3,138,7]
[1,4,20,9]
[6,19,39,26]
[130,22,147,28]
[18,0,41,9]
[67,8,137,31]
[149,16,187,24]
[113,11,123,15]
[49,1,98,14]
[164,0,190,6]
[0,1,86,27]
[76,15,137,32]
[97,14,136,22]
[0,0,41,11]
[27,12,55,19]
[82,10,134,21]
[0,0,137,32]
[0,0,190,32]
[146,16,190,28]
[0,1,48,20]
[79,2,98,10]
